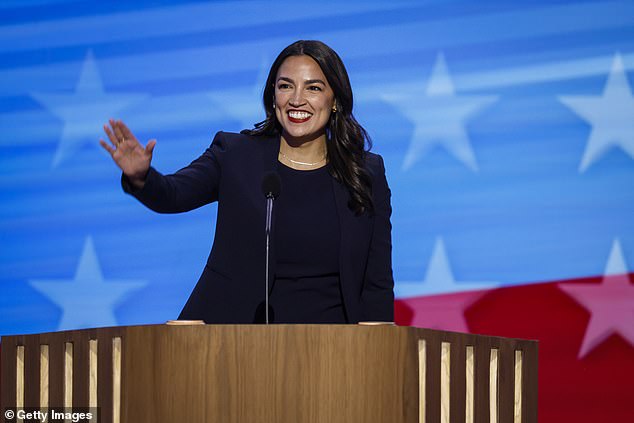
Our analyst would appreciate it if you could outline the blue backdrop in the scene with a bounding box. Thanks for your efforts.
[1,0,633,334]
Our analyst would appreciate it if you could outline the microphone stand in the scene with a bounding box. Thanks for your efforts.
[262,170,280,325]
[265,194,274,324]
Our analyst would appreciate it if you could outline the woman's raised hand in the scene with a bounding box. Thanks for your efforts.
[100,119,156,188]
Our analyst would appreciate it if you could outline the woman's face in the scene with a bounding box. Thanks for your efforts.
[274,55,335,145]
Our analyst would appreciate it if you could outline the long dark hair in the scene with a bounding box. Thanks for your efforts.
[243,40,373,215]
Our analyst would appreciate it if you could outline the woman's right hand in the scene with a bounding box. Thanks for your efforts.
[100,119,156,189]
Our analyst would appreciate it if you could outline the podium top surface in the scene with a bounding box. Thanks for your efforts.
[1,323,538,347]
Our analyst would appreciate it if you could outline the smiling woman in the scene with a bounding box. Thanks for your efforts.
[245,40,376,215]
[273,55,335,167]
[100,40,394,324]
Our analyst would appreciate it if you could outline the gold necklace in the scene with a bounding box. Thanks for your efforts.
[279,150,326,167]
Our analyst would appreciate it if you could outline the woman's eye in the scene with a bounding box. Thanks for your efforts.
[308,86,322,91]
[278,83,291,89]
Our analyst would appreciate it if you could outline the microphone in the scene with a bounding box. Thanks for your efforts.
[261,172,281,324]
[262,172,281,199]
[262,171,281,237]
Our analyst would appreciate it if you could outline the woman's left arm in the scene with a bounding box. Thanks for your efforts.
[361,154,395,322]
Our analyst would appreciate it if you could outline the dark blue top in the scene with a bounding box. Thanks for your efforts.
[270,162,346,323]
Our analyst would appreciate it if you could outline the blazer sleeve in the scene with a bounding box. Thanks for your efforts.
[361,154,395,322]
[121,131,228,213]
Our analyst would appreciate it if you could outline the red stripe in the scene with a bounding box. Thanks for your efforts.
[395,273,634,422]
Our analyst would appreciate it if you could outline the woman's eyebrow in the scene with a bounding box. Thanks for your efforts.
[304,79,326,85]
[276,76,326,85]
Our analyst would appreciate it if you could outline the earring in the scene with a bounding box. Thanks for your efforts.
[273,103,275,109]
[332,104,337,112]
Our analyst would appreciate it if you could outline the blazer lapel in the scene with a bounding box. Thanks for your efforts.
[332,177,355,290]
[332,176,374,321]
[262,134,281,172]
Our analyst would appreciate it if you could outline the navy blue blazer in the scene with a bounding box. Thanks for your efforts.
[124,131,394,323]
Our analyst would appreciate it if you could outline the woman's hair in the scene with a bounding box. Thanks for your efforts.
[243,40,373,215]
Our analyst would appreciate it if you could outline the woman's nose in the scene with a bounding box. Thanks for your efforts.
[289,89,305,106]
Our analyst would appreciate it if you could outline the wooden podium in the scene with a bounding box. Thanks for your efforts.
[1,324,537,422]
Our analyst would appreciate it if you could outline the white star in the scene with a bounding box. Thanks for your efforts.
[31,50,148,168]
[207,55,269,130]
[29,237,147,331]
[395,238,497,332]
[399,293,482,333]
[382,53,497,171]
[395,237,498,298]
[559,239,634,358]
[559,53,634,172]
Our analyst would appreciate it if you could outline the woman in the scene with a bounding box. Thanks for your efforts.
[100,40,393,324]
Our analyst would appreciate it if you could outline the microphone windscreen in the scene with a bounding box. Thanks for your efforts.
[261,171,281,198]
